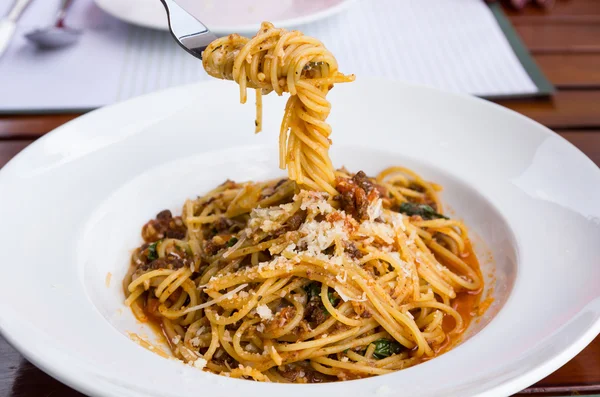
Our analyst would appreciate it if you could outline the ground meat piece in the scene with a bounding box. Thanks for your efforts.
[409,182,425,193]
[279,362,331,383]
[305,300,328,326]
[156,209,171,220]
[344,241,364,259]
[211,350,236,369]
[273,210,307,238]
[335,171,385,222]
[285,211,306,232]
[139,257,186,272]
[142,210,187,242]
[203,240,223,256]
[279,364,304,382]
[214,217,234,233]
[335,178,370,222]
[351,171,375,193]
[305,367,331,383]
[133,256,188,280]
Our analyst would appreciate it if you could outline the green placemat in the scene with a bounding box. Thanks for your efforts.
[488,2,555,98]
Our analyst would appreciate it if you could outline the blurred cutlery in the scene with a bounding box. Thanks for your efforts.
[0,0,34,58]
[160,0,217,60]
[25,0,81,48]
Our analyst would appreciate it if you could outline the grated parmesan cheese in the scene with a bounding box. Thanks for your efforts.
[298,219,348,256]
[359,221,395,244]
[298,191,332,214]
[193,357,207,370]
[390,211,406,231]
[171,335,181,345]
[256,304,273,320]
[335,287,368,302]
[335,270,348,284]
[183,283,248,314]
[367,198,383,221]
[248,203,295,234]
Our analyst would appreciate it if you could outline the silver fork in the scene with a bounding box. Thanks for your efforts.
[160,0,218,60]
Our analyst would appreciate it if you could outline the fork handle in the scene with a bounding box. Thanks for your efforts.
[7,0,33,21]
[160,0,218,60]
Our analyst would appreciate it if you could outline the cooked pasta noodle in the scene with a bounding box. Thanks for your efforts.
[124,22,485,383]
[124,167,484,382]
[202,22,355,195]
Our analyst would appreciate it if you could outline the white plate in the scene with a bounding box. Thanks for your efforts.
[94,0,356,34]
[1,79,599,397]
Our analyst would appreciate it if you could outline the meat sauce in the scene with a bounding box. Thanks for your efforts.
[128,202,488,381]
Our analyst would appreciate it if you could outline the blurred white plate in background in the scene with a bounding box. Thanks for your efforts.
[94,0,355,34]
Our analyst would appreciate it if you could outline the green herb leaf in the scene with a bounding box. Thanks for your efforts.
[372,339,403,359]
[303,282,339,316]
[398,202,448,220]
[226,237,239,247]
[147,241,159,261]
[327,289,339,307]
[303,282,321,300]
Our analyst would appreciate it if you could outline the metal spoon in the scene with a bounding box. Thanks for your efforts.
[160,0,218,60]
[25,0,81,49]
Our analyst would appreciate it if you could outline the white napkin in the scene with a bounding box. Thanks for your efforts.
[0,0,537,112]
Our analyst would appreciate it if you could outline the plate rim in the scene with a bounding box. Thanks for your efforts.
[93,0,358,34]
[1,78,599,397]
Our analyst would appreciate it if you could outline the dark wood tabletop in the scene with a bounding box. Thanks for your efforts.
[1,1,600,396]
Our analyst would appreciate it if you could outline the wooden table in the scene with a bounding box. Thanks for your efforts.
[1,1,599,396]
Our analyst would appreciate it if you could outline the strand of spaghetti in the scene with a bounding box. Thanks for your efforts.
[261,296,305,338]
[124,287,144,307]
[182,283,248,314]
[227,366,271,382]
[158,267,193,303]
[311,357,393,375]
[124,165,486,381]
[205,278,277,325]
[127,269,174,292]
[320,283,363,327]
[275,327,362,352]
[157,280,198,325]
[309,361,341,376]
[202,22,354,192]
[203,321,221,361]
[401,300,464,331]
[154,267,187,298]
[232,319,265,363]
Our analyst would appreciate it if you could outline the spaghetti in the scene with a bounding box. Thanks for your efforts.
[124,167,484,382]
[124,22,485,382]
[202,22,355,195]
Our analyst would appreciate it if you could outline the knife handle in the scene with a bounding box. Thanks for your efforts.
[7,0,33,22]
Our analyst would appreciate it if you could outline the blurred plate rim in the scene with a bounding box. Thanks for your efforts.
[93,0,357,34]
